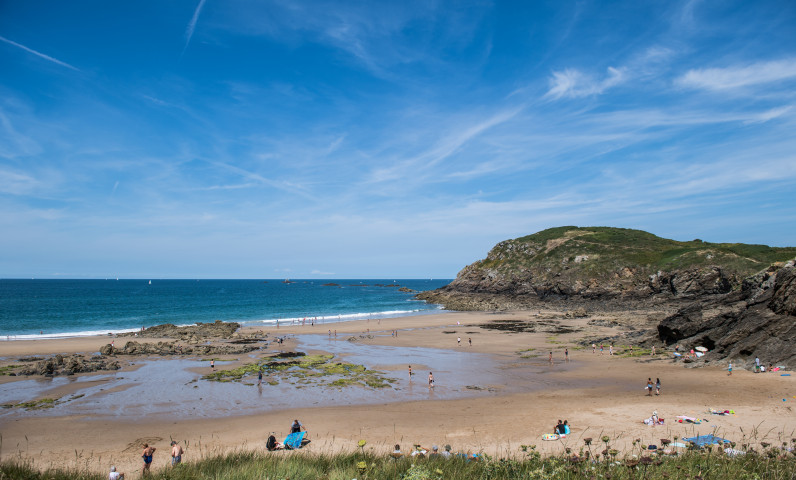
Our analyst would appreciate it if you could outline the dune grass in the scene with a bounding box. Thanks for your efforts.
[2,446,794,480]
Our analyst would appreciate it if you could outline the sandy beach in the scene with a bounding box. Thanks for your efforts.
[1,310,793,476]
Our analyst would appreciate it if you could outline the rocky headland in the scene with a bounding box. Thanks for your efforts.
[418,226,796,367]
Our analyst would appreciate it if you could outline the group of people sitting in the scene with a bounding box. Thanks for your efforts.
[554,419,571,435]
[392,444,456,459]
[266,419,305,451]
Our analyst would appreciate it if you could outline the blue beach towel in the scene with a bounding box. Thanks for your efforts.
[284,431,306,449]
[683,434,730,447]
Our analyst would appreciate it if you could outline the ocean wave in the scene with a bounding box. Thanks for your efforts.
[240,308,435,326]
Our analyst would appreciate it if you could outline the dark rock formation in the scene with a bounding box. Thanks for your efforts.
[18,354,121,377]
[103,340,263,356]
[656,260,796,368]
[118,320,241,340]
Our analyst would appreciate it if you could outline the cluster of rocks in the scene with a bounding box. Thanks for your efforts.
[118,320,242,341]
[656,260,796,369]
[17,354,121,377]
[99,340,263,356]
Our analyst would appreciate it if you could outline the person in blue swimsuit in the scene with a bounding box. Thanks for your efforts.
[141,443,156,476]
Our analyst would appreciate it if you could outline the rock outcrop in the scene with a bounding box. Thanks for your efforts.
[101,340,263,356]
[656,261,796,368]
[118,320,243,341]
[418,227,796,311]
[18,354,121,377]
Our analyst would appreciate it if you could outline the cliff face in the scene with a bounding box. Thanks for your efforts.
[657,261,796,368]
[418,226,796,310]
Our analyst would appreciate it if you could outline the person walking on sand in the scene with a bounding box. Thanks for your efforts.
[600,344,604,355]
[141,443,156,476]
[565,348,569,362]
[609,344,614,356]
[428,372,435,388]
[468,337,472,347]
[457,336,461,346]
[549,351,553,365]
[655,378,661,396]
[592,343,596,354]
[210,359,214,370]
[170,441,183,467]
[728,363,732,376]
[646,378,653,396]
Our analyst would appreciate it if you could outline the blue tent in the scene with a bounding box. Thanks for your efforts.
[284,431,306,449]
[683,434,730,447]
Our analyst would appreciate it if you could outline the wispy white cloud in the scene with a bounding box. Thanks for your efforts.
[676,58,796,90]
[0,35,80,71]
[184,0,207,52]
[545,67,625,99]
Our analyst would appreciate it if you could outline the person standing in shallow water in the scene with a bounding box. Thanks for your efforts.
[428,372,434,388]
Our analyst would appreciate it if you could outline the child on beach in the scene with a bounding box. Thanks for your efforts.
[655,378,661,395]
[428,372,435,388]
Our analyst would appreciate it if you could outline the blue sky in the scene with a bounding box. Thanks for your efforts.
[1,1,795,279]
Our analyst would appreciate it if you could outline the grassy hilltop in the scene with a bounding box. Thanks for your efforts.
[419,226,796,309]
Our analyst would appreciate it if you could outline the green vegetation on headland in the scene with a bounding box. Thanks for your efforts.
[2,447,794,480]
[475,226,796,277]
[202,352,394,389]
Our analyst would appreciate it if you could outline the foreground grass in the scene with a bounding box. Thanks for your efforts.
[2,448,795,480]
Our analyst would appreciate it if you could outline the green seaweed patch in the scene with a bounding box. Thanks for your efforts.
[0,364,21,375]
[12,398,59,410]
[203,352,394,390]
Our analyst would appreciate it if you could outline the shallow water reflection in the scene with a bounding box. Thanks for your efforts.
[0,337,578,420]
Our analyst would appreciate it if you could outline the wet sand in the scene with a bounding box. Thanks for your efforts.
[1,311,794,476]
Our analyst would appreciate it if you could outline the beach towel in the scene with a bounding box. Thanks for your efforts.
[677,415,701,424]
[683,434,730,447]
[541,433,559,441]
[284,431,306,449]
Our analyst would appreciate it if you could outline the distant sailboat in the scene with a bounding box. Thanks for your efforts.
[148,280,152,285]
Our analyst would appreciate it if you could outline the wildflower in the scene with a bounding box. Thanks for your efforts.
[358,439,367,448]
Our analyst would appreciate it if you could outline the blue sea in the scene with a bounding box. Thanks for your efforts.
[0,279,451,339]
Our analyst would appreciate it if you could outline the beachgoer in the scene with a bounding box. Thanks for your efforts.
[652,410,659,424]
[290,419,303,434]
[563,420,570,434]
[565,348,569,362]
[549,351,553,365]
[328,329,331,337]
[646,378,653,396]
[141,443,156,476]
[210,360,215,370]
[651,345,655,356]
[267,433,278,451]
[629,345,633,355]
[768,363,773,373]
[411,445,428,456]
[170,441,183,467]
[655,378,661,395]
[430,445,441,457]
[258,369,263,385]
[393,444,402,455]
[457,336,461,346]
[442,444,453,458]
[728,363,732,376]
[428,372,434,388]
[408,365,412,379]
[554,419,564,434]
[600,344,604,355]
[592,343,596,354]
[468,337,472,346]
[609,344,614,356]
[108,466,124,480]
